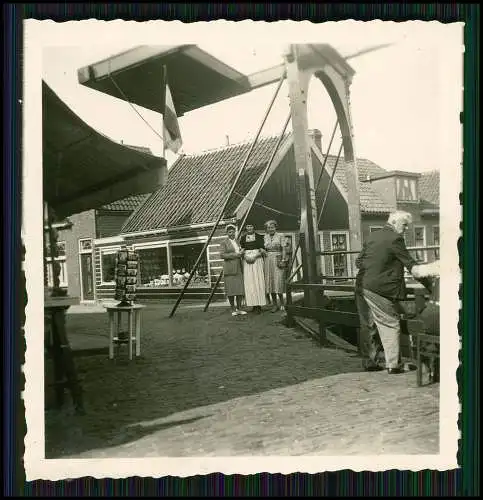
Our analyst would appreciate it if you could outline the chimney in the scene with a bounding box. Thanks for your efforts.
[225,135,230,146]
[308,129,322,153]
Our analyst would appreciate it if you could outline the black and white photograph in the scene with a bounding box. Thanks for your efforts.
[23,19,461,479]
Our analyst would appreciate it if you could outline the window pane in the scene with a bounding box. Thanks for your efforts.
[396,177,417,201]
[331,234,347,251]
[59,261,68,286]
[433,226,440,259]
[46,260,68,287]
[47,264,53,287]
[56,241,66,256]
[331,234,348,277]
[101,253,117,283]
[80,239,93,252]
[172,243,209,288]
[414,228,425,245]
[413,228,426,262]
[45,239,66,257]
[410,179,417,200]
[333,255,347,276]
[433,227,440,245]
[137,247,169,287]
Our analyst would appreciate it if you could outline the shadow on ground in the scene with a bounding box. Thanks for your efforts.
[45,303,366,457]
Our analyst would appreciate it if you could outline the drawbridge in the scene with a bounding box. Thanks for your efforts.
[78,42,438,354]
[166,43,367,331]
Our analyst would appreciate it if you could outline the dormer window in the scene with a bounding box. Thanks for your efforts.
[396,177,418,202]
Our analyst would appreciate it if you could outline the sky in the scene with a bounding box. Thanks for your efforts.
[40,21,463,173]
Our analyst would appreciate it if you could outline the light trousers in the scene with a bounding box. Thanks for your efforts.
[362,288,403,369]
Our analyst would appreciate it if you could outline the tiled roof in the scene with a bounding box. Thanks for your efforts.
[121,136,399,234]
[324,156,392,214]
[97,145,155,211]
[418,170,439,206]
[101,194,151,212]
[121,136,284,233]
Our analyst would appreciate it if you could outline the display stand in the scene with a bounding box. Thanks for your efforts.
[104,247,144,360]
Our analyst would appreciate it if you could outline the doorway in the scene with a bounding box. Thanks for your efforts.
[79,239,95,301]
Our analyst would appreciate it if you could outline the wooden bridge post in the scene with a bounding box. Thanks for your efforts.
[285,45,321,308]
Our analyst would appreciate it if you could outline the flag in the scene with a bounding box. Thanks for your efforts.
[161,65,182,154]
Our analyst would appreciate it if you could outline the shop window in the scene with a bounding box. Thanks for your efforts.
[171,243,209,288]
[137,247,169,288]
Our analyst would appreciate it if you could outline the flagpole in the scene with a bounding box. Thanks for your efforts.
[161,65,167,159]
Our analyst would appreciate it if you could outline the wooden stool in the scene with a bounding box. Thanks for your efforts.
[103,304,146,360]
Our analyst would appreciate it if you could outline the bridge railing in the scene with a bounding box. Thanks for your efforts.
[285,241,440,347]
[287,244,440,292]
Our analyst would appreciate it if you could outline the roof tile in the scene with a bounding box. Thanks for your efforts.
[121,136,282,233]
[418,170,440,206]
[101,194,151,212]
[121,136,435,233]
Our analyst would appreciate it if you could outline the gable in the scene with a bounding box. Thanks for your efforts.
[121,135,398,235]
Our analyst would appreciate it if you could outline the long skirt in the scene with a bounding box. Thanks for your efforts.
[243,252,267,307]
[224,273,245,297]
[264,252,285,294]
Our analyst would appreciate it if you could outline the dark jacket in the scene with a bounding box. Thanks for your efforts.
[240,233,265,251]
[355,225,417,301]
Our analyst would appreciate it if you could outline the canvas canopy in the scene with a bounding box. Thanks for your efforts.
[43,80,167,219]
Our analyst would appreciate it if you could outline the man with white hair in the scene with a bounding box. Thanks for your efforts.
[355,210,439,374]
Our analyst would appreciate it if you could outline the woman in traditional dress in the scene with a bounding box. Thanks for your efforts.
[240,224,267,314]
[219,224,247,316]
[263,220,289,312]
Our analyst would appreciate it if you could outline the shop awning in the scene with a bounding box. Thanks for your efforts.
[77,45,253,115]
[43,80,167,219]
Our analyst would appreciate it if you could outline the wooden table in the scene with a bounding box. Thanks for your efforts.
[103,303,146,360]
[44,295,85,414]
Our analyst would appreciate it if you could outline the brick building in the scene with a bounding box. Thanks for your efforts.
[47,194,149,302]
[90,130,439,303]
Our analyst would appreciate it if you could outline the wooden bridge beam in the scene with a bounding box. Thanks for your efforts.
[285,44,362,279]
[285,47,320,306]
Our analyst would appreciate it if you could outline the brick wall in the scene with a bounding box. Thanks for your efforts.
[55,210,96,298]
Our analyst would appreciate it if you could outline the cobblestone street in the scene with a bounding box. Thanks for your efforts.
[45,302,439,458]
